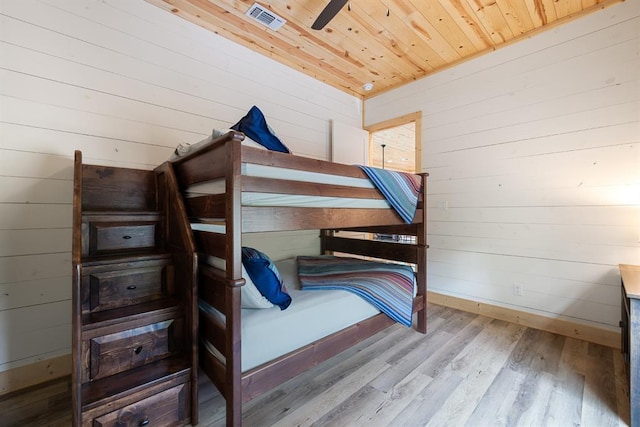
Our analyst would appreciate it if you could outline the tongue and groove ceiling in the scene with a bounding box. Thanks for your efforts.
[145,0,622,98]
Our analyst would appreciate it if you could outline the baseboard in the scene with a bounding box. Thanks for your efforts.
[427,291,621,350]
[0,353,70,397]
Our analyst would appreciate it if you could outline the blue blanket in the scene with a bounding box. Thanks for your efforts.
[359,166,422,223]
[297,256,415,327]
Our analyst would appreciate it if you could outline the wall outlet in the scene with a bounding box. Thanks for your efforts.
[513,283,523,296]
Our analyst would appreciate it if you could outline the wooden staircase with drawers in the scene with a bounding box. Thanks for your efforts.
[71,151,198,426]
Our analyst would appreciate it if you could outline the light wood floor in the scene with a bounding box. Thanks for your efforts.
[1,303,630,426]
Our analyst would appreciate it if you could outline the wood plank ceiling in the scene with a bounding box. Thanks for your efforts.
[145,0,622,98]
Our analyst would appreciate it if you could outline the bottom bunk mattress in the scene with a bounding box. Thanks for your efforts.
[201,257,381,372]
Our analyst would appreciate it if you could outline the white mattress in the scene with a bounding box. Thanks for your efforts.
[184,163,391,209]
[200,258,380,372]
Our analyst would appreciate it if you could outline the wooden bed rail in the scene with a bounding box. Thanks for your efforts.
[322,234,428,264]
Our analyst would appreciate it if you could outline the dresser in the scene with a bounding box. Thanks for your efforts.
[620,264,640,427]
[72,151,198,426]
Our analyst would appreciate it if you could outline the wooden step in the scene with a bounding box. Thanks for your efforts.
[80,356,191,411]
[81,298,183,333]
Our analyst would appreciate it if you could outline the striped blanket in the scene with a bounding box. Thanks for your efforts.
[297,256,415,327]
[359,166,422,224]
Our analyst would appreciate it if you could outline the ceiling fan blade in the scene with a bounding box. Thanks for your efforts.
[311,0,348,30]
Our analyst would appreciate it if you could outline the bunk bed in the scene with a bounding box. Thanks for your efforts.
[169,130,428,426]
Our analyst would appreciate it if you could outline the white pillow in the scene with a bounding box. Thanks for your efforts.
[203,255,273,309]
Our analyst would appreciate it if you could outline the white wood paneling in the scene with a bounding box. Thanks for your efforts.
[366,0,640,330]
[0,0,361,374]
[331,121,369,165]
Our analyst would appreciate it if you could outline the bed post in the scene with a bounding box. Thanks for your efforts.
[225,137,243,427]
[417,173,429,333]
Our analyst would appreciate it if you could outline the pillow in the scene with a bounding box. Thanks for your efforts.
[204,255,273,309]
[241,247,292,310]
[231,106,291,153]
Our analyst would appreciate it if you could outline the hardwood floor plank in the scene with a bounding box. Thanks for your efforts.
[465,367,526,426]
[424,320,526,426]
[613,346,631,426]
[507,328,566,374]
[502,329,571,425]
[0,377,72,427]
[309,384,385,427]
[541,341,585,427]
[506,370,557,426]
[419,315,493,378]
[270,355,390,426]
[370,329,453,393]
[582,343,621,427]
[390,368,465,426]
[361,370,434,426]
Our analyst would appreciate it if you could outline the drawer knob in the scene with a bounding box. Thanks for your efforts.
[126,285,137,290]
[139,419,150,426]
[134,346,143,355]
[122,235,132,239]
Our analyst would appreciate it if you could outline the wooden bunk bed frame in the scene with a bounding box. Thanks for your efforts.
[170,130,429,426]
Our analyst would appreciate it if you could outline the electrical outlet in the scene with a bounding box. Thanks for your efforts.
[513,283,523,296]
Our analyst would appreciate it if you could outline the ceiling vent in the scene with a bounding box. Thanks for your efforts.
[246,3,286,31]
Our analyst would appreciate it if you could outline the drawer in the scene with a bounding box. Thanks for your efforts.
[82,261,173,312]
[92,382,188,427]
[83,220,159,256]
[86,319,182,381]
[88,221,158,255]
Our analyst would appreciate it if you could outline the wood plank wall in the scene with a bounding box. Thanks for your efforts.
[365,0,640,337]
[0,0,361,394]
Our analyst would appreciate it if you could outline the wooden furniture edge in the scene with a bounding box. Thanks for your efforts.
[427,291,620,349]
[0,353,71,397]
[620,264,640,299]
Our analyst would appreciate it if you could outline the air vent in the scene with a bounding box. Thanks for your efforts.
[246,3,286,31]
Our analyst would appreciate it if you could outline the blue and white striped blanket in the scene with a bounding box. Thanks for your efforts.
[359,166,422,224]
[297,255,415,327]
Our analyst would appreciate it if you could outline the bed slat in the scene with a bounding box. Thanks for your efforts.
[200,346,228,400]
[241,207,420,232]
[184,194,226,219]
[323,235,427,263]
[242,176,382,199]
[338,223,419,235]
[193,231,226,259]
[199,264,228,314]
[200,310,227,357]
